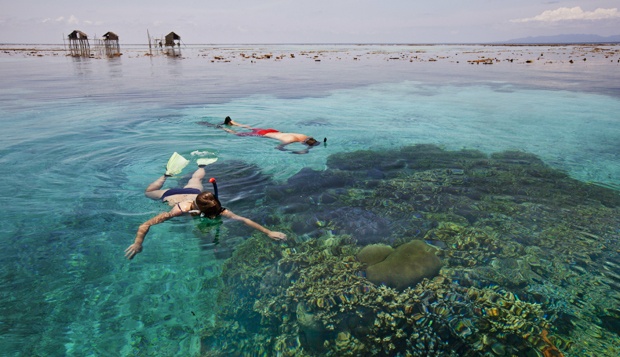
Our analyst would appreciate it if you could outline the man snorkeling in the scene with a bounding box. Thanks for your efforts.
[201,116,325,154]
[125,156,286,260]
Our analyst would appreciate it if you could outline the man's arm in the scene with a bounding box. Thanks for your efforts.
[276,141,294,151]
[276,141,312,154]
[221,209,287,241]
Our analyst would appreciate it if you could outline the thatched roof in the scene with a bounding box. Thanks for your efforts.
[102,32,119,41]
[165,31,180,46]
[166,32,180,40]
[68,30,88,40]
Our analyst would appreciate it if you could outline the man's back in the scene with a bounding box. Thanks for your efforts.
[263,132,309,144]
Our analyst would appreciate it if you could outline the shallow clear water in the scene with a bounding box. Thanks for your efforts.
[0,44,619,356]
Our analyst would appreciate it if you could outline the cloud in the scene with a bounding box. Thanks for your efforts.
[511,6,620,23]
[41,15,80,25]
[67,15,79,25]
[41,16,65,23]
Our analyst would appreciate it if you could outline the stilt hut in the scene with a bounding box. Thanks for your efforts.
[165,32,181,47]
[164,31,181,56]
[101,31,121,57]
[67,30,90,57]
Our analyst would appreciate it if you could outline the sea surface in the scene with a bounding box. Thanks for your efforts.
[0,44,619,356]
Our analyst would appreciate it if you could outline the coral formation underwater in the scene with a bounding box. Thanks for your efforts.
[200,144,620,356]
[360,240,443,291]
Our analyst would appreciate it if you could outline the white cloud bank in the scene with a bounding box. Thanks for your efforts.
[41,15,80,25]
[511,6,620,23]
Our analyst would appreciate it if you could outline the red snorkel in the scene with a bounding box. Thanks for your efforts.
[209,177,219,200]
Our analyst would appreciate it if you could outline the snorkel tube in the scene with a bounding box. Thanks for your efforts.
[209,177,219,200]
[195,177,223,243]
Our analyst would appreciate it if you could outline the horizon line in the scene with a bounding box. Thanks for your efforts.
[3,41,620,46]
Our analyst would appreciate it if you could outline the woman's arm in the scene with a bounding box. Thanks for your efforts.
[230,120,253,129]
[221,209,287,241]
[125,208,182,260]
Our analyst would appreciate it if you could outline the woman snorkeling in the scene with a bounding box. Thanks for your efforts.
[125,162,286,260]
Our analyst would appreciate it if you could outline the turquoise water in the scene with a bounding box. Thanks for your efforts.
[0,44,619,356]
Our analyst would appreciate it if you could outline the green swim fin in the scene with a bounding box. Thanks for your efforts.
[165,152,190,176]
[197,158,218,167]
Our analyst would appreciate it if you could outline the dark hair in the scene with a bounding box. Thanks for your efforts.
[224,116,232,125]
[195,192,223,218]
[304,137,319,146]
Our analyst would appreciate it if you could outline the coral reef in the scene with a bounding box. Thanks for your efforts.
[362,240,443,290]
[356,243,393,265]
[201,145,620,357]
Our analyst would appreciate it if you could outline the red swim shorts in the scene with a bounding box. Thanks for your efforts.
[237,128,280,137]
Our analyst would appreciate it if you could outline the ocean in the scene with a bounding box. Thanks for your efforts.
[0,43,619,356]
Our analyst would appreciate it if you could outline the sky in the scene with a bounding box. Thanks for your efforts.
[1,0,619,44]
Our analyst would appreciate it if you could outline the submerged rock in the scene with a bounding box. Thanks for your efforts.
[322,207,392,243]
[296,302,329,353]
[282,167,354,193]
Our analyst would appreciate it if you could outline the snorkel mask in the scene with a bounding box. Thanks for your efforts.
[189,177,221,217]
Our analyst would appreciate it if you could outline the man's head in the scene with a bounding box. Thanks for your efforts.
[195,192,222,218]
[304,137,320,146]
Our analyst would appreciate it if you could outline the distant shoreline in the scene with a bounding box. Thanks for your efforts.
[2,42,620,46]
[2,43,619,67]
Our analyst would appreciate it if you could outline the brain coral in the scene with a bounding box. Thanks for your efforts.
[364,240,442,290]
[356,243,394,265]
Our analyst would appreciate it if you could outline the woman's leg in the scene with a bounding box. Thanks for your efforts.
[144,175,169,200]
[184,167,205,191]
